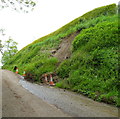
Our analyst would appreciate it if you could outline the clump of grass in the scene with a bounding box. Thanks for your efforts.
[56,79,71,89]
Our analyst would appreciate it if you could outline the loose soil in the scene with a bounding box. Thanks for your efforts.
[53,31,79,61]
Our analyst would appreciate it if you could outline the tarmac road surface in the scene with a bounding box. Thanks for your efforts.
[1,70,70,117]
[1,69,119,117]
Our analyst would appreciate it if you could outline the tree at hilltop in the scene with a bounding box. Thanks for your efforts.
[0,0,36,13]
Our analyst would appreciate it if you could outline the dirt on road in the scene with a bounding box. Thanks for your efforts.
[1,70,70,117]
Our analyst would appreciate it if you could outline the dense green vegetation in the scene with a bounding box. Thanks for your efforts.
[56,18,118,105]
[2,4,119,106]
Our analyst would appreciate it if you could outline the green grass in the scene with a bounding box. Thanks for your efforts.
[2,4,119,106]
[56,16,119,106]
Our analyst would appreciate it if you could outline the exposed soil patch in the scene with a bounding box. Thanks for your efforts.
[53,31,80,62]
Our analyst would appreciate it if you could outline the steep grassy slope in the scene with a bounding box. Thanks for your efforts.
[2,4,119,106]
[56,17,118,105]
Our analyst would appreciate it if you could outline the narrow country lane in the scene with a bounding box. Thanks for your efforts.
[1,69,119,117]
[1,70,70,117]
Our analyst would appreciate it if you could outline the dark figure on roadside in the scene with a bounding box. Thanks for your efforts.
[13,66,17,72]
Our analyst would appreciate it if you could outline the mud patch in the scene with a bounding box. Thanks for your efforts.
[53,31,80,62]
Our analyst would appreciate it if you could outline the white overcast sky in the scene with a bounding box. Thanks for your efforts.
[0,0,119,65]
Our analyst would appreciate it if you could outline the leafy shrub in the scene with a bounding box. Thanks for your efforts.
[56,79,71,89]
[73,21,118,51]
[56,60,71,78]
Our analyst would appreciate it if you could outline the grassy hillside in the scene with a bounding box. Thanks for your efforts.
[2,4,119,106]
